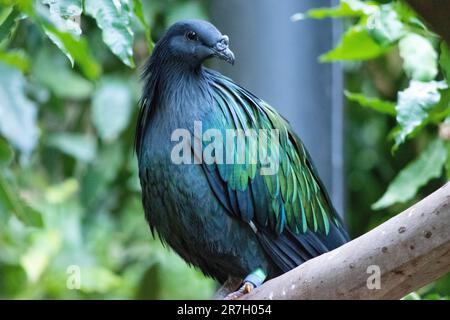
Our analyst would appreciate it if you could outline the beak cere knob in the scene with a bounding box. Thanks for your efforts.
[221,35,229,46]
[216,35,230,51]
[214,35,235,65]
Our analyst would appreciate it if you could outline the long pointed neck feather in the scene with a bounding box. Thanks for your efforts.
[135,41,208,160]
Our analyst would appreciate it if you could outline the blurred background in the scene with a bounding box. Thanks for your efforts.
[0,0,449,299]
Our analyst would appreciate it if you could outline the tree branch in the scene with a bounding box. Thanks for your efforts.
[242,183,450,300]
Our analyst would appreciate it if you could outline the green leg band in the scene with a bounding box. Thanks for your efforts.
[243,268,267,288]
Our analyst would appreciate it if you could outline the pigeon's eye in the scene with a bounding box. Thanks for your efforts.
[185,31,198,41]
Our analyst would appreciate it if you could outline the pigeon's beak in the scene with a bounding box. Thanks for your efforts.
[212,35,235,65]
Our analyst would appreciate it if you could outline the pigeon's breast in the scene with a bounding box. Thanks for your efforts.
[138,84,231,248]
[139,130,252,277]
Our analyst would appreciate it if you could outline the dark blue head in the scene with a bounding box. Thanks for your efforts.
[155,19,235,68]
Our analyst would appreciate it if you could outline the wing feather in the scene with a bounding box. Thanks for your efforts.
[201,69,349,273]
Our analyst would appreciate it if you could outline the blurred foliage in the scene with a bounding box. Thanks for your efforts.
[296,0,449,299]
[0,0,214,299]
[1,0,449,301]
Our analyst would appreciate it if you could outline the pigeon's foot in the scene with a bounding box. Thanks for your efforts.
[224,282,254,300]
[222,268,266,300]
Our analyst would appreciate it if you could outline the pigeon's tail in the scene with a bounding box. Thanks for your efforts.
[256,219,349,276]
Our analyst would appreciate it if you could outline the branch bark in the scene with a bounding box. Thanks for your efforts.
[242,183,450,300]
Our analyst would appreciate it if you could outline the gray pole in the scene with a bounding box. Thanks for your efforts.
[209,0,345,216]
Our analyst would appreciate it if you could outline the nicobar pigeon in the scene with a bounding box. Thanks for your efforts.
[136,20,349,299]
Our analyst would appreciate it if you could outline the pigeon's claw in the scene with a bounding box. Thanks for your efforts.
[243,282,254,293]
[224,282,254,300]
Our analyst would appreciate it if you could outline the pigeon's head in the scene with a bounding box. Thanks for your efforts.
[160,19,235,67]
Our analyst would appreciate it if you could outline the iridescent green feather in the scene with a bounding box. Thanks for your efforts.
[206,70,338,236]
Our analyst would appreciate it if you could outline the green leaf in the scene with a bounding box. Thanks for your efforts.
[85,0,135,67]
[92,78,133,141]
[0,6,20,42]
[399,34,438,81]
[80,143,124,207]
[440,42,450,82]
[428,88,450,123]
[291,0,377,20]
[0,172,43,227]
[42,25,101,79]
[6,0,34,14]
[41,0,82,17]
[35,0,84,68]
[345,91,396,116]
[0,138,14,167]
[320,25,387,62]
[20,230,61,282]
[372,139,447,209]
[79,266,122,293]
[45,178,78,204]
[132,0,153,52]
[41,0,82,36]
[403,292,422,300]
[367,4,404,46]
[0,49,29,72]
[43,26,75,65]
[47,133,97,162]
[0,63,39,157]
[33,48,93,99]
[395,80,448,147]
